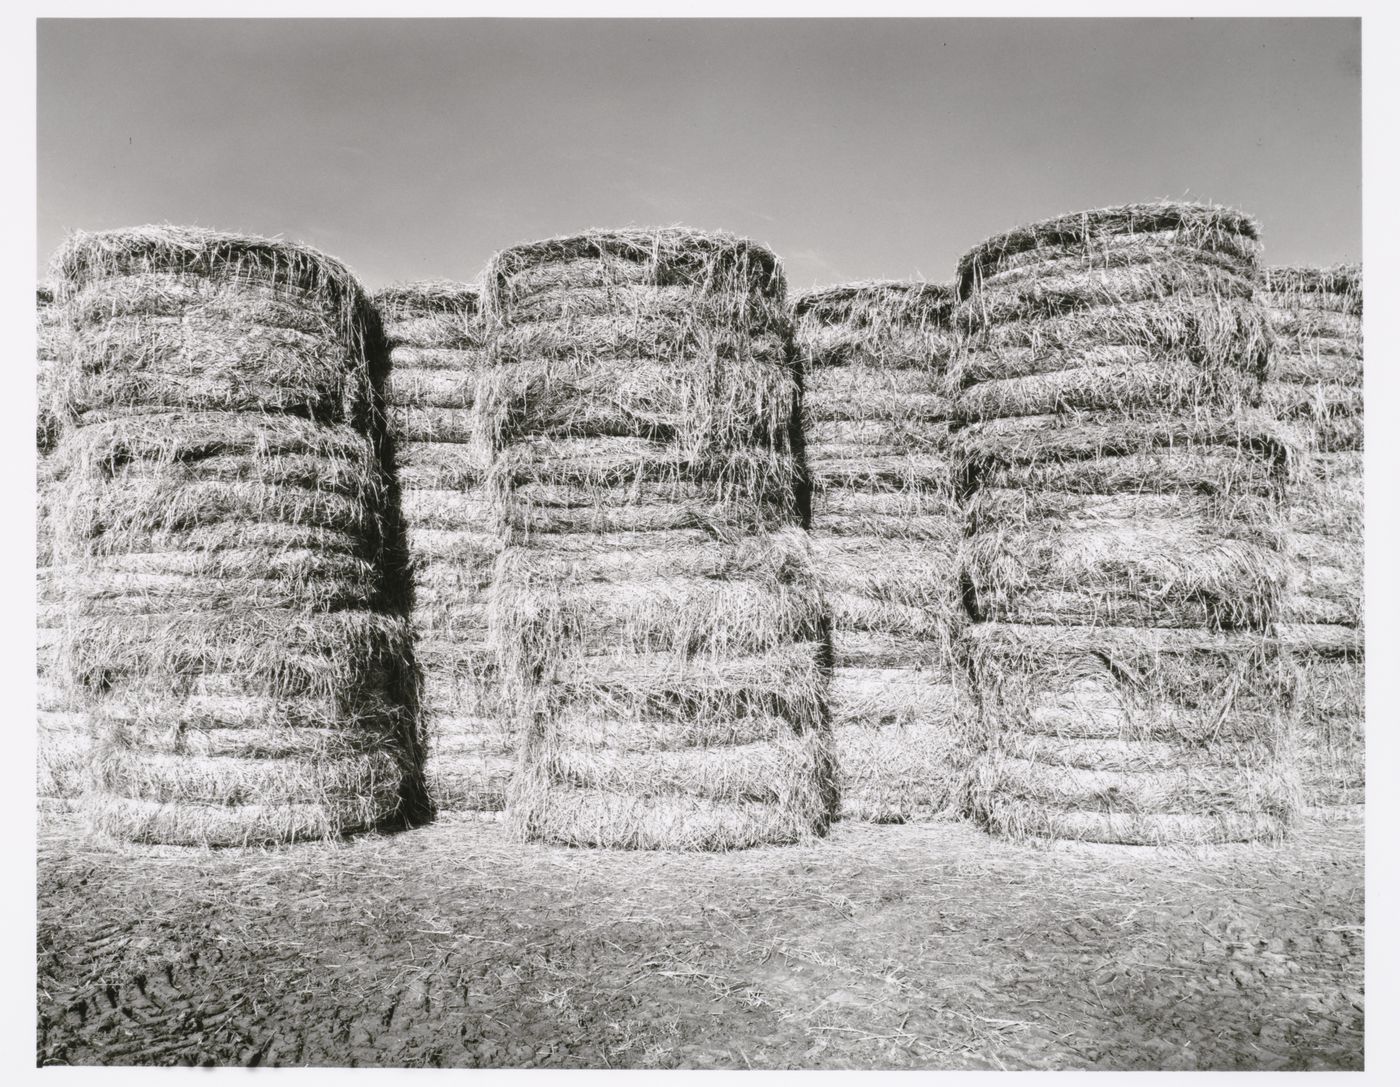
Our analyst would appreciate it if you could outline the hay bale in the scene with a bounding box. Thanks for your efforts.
[50,225,421,845]
[374,280,507,812]
[480,227,834,850]
[1262,266,1363,807]
[952,203,1272,416]
[965,624,1298,844]
[956,414,1291,631]
[954,202,1297,844]
[37,286,88,800]
[793,281,970,822]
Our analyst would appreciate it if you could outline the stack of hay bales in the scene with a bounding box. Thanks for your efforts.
[50,226,421,845]
[952,202,1298,844]
[479,228,834,850]
[1262,266,1363,806]
[37,286,87,799]
[376,281,510,814]
[792,282,966,822]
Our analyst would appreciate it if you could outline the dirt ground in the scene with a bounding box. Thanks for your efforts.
[36,805,1363,1069]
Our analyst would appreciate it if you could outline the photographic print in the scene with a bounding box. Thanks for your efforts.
[32,12,1365,1071]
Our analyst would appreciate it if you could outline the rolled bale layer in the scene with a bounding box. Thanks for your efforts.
[375,281,508,814]
[1263,266,1363,807]
[51,226,422,845]
[37,286,87,800]
[480,227,835,850]
[953,202,1297,844]
[793,281,968,822]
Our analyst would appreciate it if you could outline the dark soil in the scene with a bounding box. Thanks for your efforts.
[36,806,1363,1069]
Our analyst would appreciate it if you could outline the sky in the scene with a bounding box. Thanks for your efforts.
[36,17,1361,291]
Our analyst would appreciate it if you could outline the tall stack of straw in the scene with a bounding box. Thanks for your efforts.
[50,226,421,845]
[479,228,834,850]
[1262,266,1363,806]
[792,282,966,822]
[37,286,86,798]
[376,281,509,814]
[953,202,1297,844]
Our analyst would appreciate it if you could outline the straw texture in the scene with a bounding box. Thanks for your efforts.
[481,227,835,849]
[376,281,509,813]
[49,226,423,845]
[37,286,87,800]
[953,202,1298,844]
[1263,266,1363,807]
[794,281,969,822]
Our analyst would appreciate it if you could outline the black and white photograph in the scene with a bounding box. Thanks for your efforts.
[11,4,1391,1075]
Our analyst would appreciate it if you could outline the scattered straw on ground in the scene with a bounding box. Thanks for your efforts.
[36,808,1363,1068]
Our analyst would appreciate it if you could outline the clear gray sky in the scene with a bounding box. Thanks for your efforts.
[37,18,1361,290]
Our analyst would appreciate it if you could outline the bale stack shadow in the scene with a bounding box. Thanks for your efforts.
[951,202,1300,844]
[792,282,969,823]
[478,227,836,849]
[50,226,422,845]
[1262,266,1363,807]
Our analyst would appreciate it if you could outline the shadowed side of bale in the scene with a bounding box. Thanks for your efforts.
[1262,266,1363,808]
[375,281,508,814]
[794,281,971,822]
[52,226,420,845]
[37,286,89,801]
[953,202,1297,844]
[481,228,835,849]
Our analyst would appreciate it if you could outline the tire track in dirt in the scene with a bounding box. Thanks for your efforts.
[37,813,1364,1068]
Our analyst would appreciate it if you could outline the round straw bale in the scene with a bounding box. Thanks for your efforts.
[794,280,956,369]
[505,777,831,852]
[794,281,974,823]
[541,644,828,730]
[964,622,1297,842]
[961,498,1286,630]
[1259,267,1363,807]
[54,227,377,424]
[51,226,420,843]
[952,206,1295,843]
[954,203,1271,422]
[83,794,388,847]
[480,233,832,851]
[956,203,1261,292]
[830,678,970,823]
[394,441,487,491]
[1262,265,1362,317]
[972,800,1290,846]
